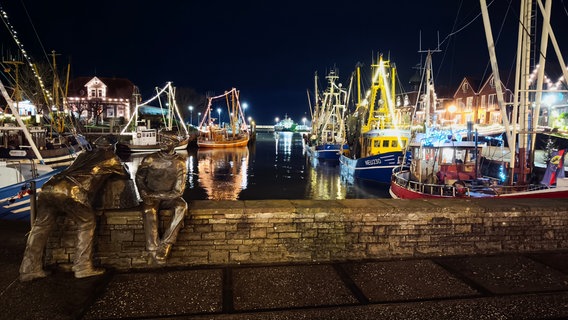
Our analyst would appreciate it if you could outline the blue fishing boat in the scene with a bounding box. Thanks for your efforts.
[340,55,411,184]
[0,162,64,221]
[305,69,349,164]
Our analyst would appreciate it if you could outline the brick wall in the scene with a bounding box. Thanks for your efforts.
[46,198,568,270]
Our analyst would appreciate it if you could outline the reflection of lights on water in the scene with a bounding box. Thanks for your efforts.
[187,154,195,188]
[197,148,249,200]
[275,132,293,164]
[307,161,347,199]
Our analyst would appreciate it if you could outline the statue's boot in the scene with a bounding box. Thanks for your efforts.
[19,214,55,282]
[155,243,172,262]
[72,219,105,279]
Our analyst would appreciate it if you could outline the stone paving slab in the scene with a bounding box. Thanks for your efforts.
[232,264,358,311]
[529,252,568,274]
[186,292,568,320]
[0,269,107,320]
[435,254,568,294]
[340,259,480,302]
[83,269,223,319]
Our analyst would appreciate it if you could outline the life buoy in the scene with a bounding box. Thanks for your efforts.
[453,180,467,196]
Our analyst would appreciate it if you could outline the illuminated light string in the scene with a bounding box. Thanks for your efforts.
[120,82,172,135]
[0,6,53,103]
[527,64,567,90]
[420,127,469,147]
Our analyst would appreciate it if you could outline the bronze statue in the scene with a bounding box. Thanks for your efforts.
[135,133,187,263]
[19,137,131,281]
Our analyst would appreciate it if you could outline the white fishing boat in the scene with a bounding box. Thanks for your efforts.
[390,0,568,199]
[117,82,189,153]
[274,114,297,132]
[0,80,66,221]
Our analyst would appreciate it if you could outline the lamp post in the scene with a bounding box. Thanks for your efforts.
[197,112,201,127]
[217,108,222,125]
[302,117,307,126]
[188,105,193,126]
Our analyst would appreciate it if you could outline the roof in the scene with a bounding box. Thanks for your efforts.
[67,76,136,99]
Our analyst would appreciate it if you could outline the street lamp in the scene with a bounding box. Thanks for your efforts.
[217,108,222,125]
[197,112,201,127]
[188,105,193,126]
[275,117,279,123]
[302,117,307,126]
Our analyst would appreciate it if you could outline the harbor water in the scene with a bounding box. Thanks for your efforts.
[124,132,391,201]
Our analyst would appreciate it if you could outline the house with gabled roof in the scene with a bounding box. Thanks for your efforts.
[476,74,514,126]
[451,77,481,125]
[66,76,138,125]
[448,75,513,126]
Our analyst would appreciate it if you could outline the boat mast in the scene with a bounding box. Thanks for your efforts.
[0,78,44,163]
[480,0,516,183]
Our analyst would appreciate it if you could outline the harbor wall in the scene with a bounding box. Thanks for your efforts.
[46,198,568,270]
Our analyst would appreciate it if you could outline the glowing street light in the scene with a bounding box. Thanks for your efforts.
[217,107,222,124]
[188,105,193,126]
[302,117,307,126]
[242,102,248,123]
[275,117,279,123]
[197,112,201,127]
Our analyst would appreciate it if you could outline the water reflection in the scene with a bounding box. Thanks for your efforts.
[122,132,390,201]
[274,131,293,159]
[196,147,249,200]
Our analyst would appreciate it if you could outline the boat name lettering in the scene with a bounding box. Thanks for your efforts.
[364,159,381,165]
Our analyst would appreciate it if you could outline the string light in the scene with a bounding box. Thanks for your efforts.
[0,5,53,103]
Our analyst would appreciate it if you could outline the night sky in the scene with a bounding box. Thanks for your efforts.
[1,1,566,124]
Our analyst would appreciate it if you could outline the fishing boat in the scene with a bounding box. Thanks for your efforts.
[197,88,250,148]
[0,79,67,220]
[117,82,189,153]
[339,56,411,183]
[274,114,297,132]
[390,129,568,198]
[390,0,568,199]
[305,69,350,163]
[0,56,89,164]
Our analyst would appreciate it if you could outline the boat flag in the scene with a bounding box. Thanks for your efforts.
[541,149,567,186]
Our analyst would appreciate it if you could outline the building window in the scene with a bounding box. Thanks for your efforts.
[462,82,469,93]
[488,94,496,109]
[466,97,473,112]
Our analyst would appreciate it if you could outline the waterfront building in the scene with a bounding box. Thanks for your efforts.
[67,76,137,126]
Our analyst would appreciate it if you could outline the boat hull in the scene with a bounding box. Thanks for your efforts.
[197,137,249,148]
[0,168,64,221]
[390,171,568,199]
[307,144,348,163]
[340,151,408,185]
[117,138,189,154]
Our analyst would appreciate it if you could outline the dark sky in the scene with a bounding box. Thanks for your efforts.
[1,1,566,124]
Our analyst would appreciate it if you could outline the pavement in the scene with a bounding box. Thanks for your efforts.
[2,220,568,320]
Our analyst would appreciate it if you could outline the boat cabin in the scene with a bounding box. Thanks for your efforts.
[132,126,157,146]
[409,140,484,185]
[360,129,409,158]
